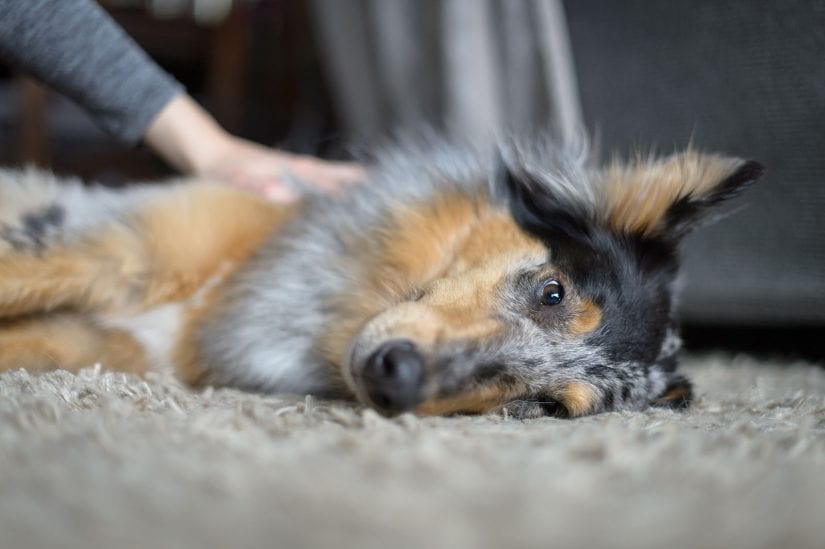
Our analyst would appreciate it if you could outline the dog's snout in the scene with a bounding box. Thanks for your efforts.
[363,340,424,414]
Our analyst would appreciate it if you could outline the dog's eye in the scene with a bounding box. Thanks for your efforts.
[540,279,564,306]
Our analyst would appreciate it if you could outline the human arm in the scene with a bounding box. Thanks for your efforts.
[0,0,363,199]
[0,0,181,145]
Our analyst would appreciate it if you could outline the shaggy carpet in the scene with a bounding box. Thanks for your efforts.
[1,354,823,549]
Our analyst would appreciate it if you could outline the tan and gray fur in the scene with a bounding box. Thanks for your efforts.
[0,139,762,417]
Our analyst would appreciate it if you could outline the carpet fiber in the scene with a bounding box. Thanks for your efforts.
[1,354,823,549]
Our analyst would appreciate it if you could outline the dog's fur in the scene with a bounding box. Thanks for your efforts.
[0,140,762,417]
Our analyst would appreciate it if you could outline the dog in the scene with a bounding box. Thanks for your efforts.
[0,139,762,418]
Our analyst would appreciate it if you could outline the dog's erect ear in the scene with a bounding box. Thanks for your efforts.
[496,154,594,246]
[599,152,764,241]
[652,374,693,410]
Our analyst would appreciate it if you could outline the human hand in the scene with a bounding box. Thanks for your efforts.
[196,135,364,202]
[144,94,364,201]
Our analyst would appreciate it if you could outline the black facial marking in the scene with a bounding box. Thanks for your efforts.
[498,162,679,364]
[540,235,673,363]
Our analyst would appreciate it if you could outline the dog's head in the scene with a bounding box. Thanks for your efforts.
[344,148,763,417]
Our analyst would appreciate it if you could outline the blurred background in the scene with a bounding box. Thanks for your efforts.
[0,0,822,359]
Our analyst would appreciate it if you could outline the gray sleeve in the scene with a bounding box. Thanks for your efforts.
[0,0,184,145]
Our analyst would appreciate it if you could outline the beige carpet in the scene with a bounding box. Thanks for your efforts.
[1,354,823,549]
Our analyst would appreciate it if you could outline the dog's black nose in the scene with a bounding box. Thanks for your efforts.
[363,340,424,414]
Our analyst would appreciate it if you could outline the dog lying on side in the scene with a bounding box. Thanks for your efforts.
[0,141,762,418]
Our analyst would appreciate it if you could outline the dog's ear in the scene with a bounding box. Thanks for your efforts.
[599,152,764,242]
[652,373,693,409]
[496,154,594,246]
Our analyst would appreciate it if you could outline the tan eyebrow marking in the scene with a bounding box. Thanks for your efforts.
[568,299,603,336]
